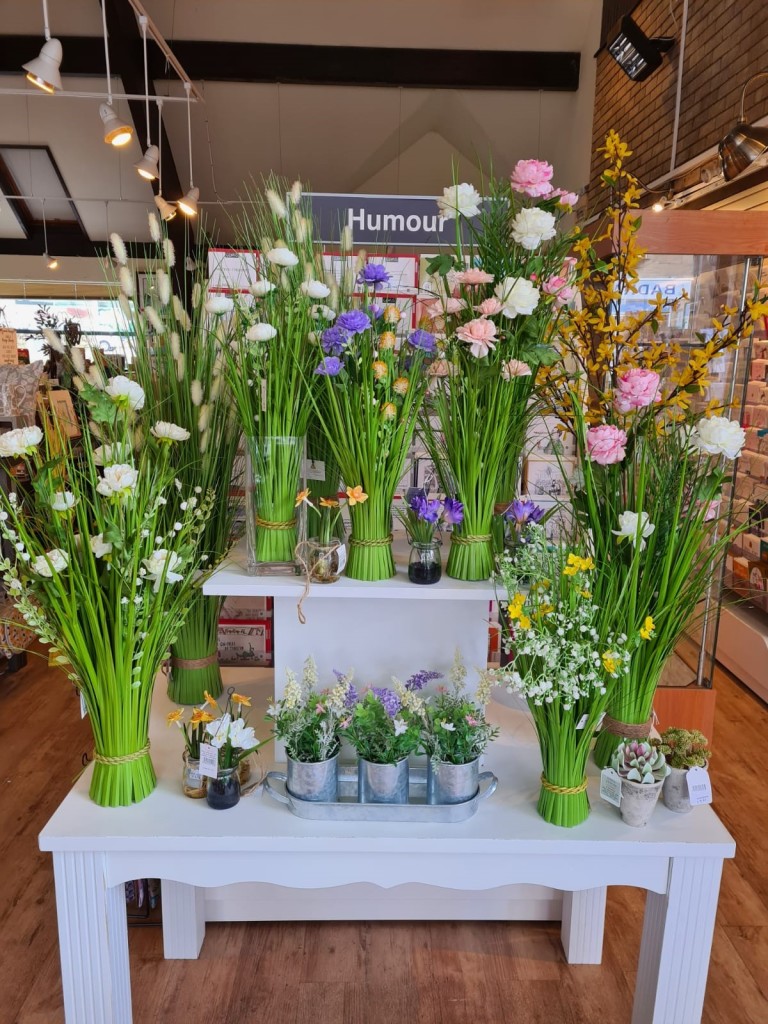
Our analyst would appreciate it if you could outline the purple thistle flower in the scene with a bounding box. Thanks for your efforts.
[321,326,350,356]
[336,310,371,335]
[504,499,546,526]
[408,329,436,354]
[357,264,391,290]
[405,669,443,692]
[442,497,464,526]
[314,356,343,376]
[371,687,402,719]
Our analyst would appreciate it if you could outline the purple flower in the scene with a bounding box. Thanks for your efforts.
[409,493,441,524]
[321,326,350,356]
[504,499,546,526]
[408,329,436,354]
[371,687,402,719]
[314,356,343,376]
[344,684,358,708]
[405,669,443,692]
[336,310,371,335]
[442,497,464,526]
[368,303,384,320]
[357,264,391,290]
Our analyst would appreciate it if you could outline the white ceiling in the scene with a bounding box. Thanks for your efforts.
[0,0,602,254]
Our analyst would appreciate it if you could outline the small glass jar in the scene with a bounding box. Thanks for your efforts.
[182,750,207,799]
[308,538,342,583]
[206,766,241,810]
[238,756,252,786]
[408,540,442,585]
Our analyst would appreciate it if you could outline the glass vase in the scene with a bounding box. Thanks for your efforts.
[307,538,344,583]
[206,766,241,810]
[182,750,206,799]
[408,540,442,584]
[245,434,304,575]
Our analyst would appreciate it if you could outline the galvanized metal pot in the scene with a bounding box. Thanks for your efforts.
[286,752,339,802]
[426,757,480,805]
[357,757,409,804]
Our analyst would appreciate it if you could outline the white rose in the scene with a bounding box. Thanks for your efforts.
[246,323,277,342]
[311,304,336,321]
[266,247,299,267]
[205,295,234,315]
[0,426,43,458]
[50,491,76,512]
[96,463,138,498]
[511,207,557,250]
[205,712,232,748]
[33,548,69,577]
[90,533,113,558]
[692,416,745,460]
[150,421,191,443]
[250,279,276,297]
[494,276,540,318]
[437,183,482,220]
[142,548,184,591]
[105,375,145,411]
[301,279,331,299]
[612,510,655,550]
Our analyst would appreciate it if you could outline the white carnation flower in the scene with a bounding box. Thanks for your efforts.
[437,182,482,220]
[494,276,540,318]
[612,510,655,550]
[89,533,113,558]
[105,375,145,411]
[692,416,745,460]
[0,425,43,458]
[150,421,191,443]
[205,295,234,315]
[250,278,276,297]
[50,491,76,512]
[96,463,138,498]
[142,548,184,592]
[266,246,299,267]
[33,548,69,577]
[246,323,278,342]
[301,279,331,299]
[511,207,557,250]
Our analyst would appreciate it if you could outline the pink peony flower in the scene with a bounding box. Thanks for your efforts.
[457,317,497,359]
[501,359,532,380]
[561,256,577,275]
[510,159,554,197]
[586,424,627,465]
[613,368,661,414]
[444,297,466,314]
[552,188,580,207]
[542,274,576,307]
[454,268,495,287]
[475,297,504,316]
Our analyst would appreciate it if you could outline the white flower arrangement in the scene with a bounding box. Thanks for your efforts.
[495,276,540,318]
[510,207,557,250]
[300,279,331,300]
[0,426,43,458]
[691,416,745,460]
[437,182,482,220]
[250,279,276,296]
[150,421,191,443]
[266,246,299,267]
[105,375,145,412]
[246,323,278,342]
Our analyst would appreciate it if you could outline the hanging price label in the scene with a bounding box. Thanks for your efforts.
[686,766,713,806]
[198,742,219,779]
[575,714,589,730]
[600,767,623,807]
[79,692,88,719]
[304,459,326,481]
[336,543,347,573]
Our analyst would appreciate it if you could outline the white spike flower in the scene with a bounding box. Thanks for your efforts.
[198,404,211,432]
[42,328,65,353]
[163,238,175,267]
[118,293,132,319]
[340,225,353,253]
[145,306,166,334]
[190,380,203,406]
[119,265,134,298]
[266,188,287,219]
[70,347,86,374]
[210,375,222,400]
[290,180,302,205]
[156,269,171,306]
[175,353,185,381]
[148,211,162,243]
[110,232,128,265]
[200,426,209,453]
[170,331,181,360]
[191,282,201,308]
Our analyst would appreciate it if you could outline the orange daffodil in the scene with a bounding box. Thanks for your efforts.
[190,708,215,726]
[295,488,311,508]
[345,486,368,506]
[319,497,339,508]
[166,708,184,726]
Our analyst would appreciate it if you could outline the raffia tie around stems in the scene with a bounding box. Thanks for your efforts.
[450,533,492,546]
[349,534,394,549]
[540,773,588,795]
[294,538,343,625]
[93,742,151,766]
[255,516,297,531]
[601,714,654,740]
[170,651,218,671]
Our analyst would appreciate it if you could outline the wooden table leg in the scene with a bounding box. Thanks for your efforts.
[561,887,607,964]
[632,857,724,1024]
[161,881,206,959]
[52,852,132,1024]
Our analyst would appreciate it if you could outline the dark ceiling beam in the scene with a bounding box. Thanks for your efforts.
[0,35,580,91]
[0,228,166,259]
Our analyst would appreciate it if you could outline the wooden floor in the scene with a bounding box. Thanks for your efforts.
[1,652,767,1024]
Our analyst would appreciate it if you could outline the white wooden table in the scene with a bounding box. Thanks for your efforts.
[40,691,735,1024]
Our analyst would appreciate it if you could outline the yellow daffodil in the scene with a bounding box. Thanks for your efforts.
[319,497,339,508]
[346,485,368,506]
[602,651,619,674]
[166,708,184,726]
[190,708,215,726]
[203,690,219,709]
[378,330,397,349]
[231,692,252,707]
[392,376,409,396]
[295,488,311,508]
[372,360,388,380]
[640,615,655,641]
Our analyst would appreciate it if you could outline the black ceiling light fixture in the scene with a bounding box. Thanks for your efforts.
[606,16,674,82]
[718,72,768,182]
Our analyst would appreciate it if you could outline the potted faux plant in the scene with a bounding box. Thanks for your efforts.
[203,690,262,809]
[167,704,216,798]
[396,493,464,585]
[267,657,353,801]
[343,681,426,803]
[653,728,712,814]
[611,739,670,827]
[423,652,499,804]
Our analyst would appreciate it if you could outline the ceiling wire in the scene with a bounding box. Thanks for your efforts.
[668,0,679,32]
[277,83,284,176]
[396,88,402,194]
[201,80,222,200]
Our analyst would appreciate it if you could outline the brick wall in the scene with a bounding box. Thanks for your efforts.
[591,0,768,193]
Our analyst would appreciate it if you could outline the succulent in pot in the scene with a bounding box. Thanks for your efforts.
[653,728,712,814]
[610,739,669,827]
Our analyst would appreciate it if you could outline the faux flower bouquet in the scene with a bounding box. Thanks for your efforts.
[423,652,499,766]
[421,162,581,581]
[0,381,212,807]
[202,688,262,771]
[396,492,464,544]
[342,677,428,765]
[495,526,646,826]
[167,703,216,760]
[267,657,352,763]
[311,289,434,580]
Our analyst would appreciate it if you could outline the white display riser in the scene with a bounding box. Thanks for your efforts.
[714,602,768,703]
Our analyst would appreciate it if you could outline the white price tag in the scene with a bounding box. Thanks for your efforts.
[686,766,713,806]
[336,542,347,573]
[304,459,326,481]
[79,692,88,719]
[575,714,589,730]
[198,742,219,780]
[600,767,623,807]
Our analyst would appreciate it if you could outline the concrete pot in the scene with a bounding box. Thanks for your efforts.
[620,777,663,827]
[662,762,708,814]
